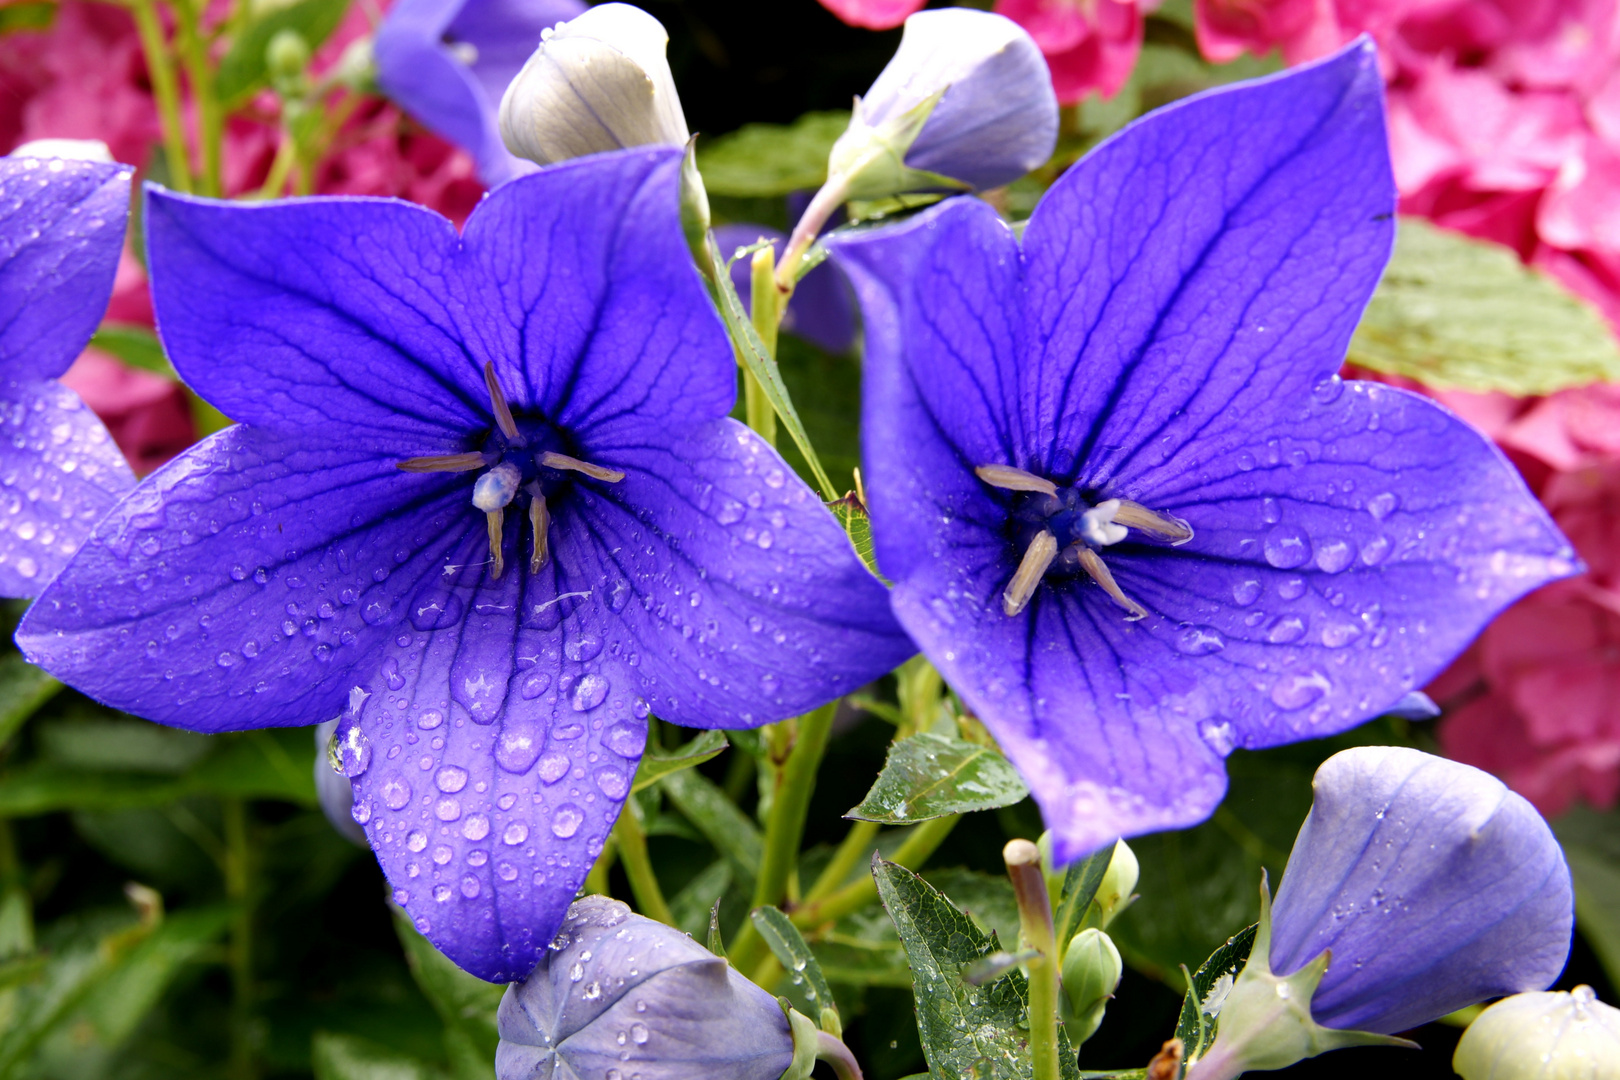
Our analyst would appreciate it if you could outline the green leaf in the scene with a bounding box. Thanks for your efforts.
[873,856,1080,1080]
[1173,923,1256,1063]
[0,652,61,750]
[849,732,1029,824]
[750,905,838,1027]
[705,231,838,501]
[89,323,174,376]
[216,0,354,107]
[1349,217,1620,395]
[391,907,502,1080]
[36,718,211,774]
[0,765,187,816]
[632,729,728,792]
[312,1031,447,1080]
[1052,847,1113,952]
[696,112,850,197]
[661,767,763,885]
[1553,807,1620,993]
[923,868,1019,950]
[186,728,317,803]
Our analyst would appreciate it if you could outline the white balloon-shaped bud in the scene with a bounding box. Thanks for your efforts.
[1454,986,1620,1080]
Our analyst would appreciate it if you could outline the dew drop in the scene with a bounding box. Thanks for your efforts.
[1270,671,1332,711]
[409,591,464,631]
[521,670,552,700]
[1262,524,1311,569]
[496,727,543,774]
[1360,535,1391,566]
[433,845,453,865]
[436,765,469,793]
[1278,576,1307,600]
[1266,615,1307,644]
[1320,620,1362,648]
[1175,625,1225,655]
[539,753,570,784]
[572,673,610,711]
[1366,492,1398,520]
[630,1022,649,1044]
[504,821,530,845]
[1232,579,1261,606]
[462,814,490,841]
[417,709,445,730]
[565,634,603,662]
[407,830,428,852]
[594,767,629,799]
[603,721,644,758]
[460,876,481,899]
[551,803,584,838]
[1315,539,1352,574]
[329,716,371,778]
[435,798,462,822]
[382,778,412,810]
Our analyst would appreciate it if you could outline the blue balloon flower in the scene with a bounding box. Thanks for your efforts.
[17,147,912,980]
[496,896,794,1080]
[0,153,135,596]
[827,40,1579,861]
[374,0,586,185]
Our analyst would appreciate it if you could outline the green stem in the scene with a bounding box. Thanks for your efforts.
[128,0,193,192]
[1006,840,1059,1080]
[222,797,257,1080]
[256,134,296,199]
[612,807,674,926]
[728,702,838,972]
[584,836,617,896]
[174,0,222,196]
[803,819,879,905]
[789,813,960,931]
[743,245,779,446]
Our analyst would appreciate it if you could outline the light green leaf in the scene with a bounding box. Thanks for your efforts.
[697,112,850,197]
[1174,923,1257,1063]
[0,652,61,751]
[391,907,502,1080]
[661,767,763,884]
[312,1031,447,1080]
[849,732,1029,824]
[37,718,211,774]
[216,0,354,107]
[1553,807,1620,993]
[751,905,838,1028]
[1349,218,1620,395]
[186,728,317,803]
[89,323,173,376]
[68,905,234,1050]
[0,765,187,816]
[1051,847,1113,953]
[705,231,838,501]
[632,729,728,792]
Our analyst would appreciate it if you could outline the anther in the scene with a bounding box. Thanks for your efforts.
[1003,529,1058,616]
[485,509,506,579]
[398,452,485,473]
[540,451,625,483]
[976,464,1058,497]
[529,486,550,574]
[483,361,520,441]
[1074,546,1148,621]
[1112,500,1193,544]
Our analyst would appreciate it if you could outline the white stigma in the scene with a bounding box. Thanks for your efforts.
[1078,499,1128,547]
[473,462,522,512]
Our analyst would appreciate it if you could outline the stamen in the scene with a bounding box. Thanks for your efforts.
[1079,499,1128,547]
[1003,529,1058,616]
[976,464,1058,497]
[486,509,506,579]
[398,452,485,473]
[540,451,625,483]
[483,361,520,441]
[1112,500,1194,544]
[1075,546,1148,621]
[529,490,550,573]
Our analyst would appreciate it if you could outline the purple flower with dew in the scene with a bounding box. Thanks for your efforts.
[374,0,585,185]
[1269,746,1572,1035]
[16,148,911,980]
[0,153,135,597]
[496,895,794,1080]
[713,223,855,354]
[827,40,1579,862]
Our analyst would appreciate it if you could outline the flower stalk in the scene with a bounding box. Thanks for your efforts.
[126,0,194,192]
[1005,839,1060,1080]
[612,800,675,926]
[747,244,781,446]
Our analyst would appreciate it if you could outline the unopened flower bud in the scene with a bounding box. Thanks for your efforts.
[1454,986,1620,1080]
[266,28,312,90]
[496,895,795,1080]
[499,3,689,168]
[1060,928,1122,1046]
[1084,839,1138,930]
[828,7,1056,200]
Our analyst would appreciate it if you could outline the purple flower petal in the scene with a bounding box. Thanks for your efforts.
[375,0,582,184]
[1270,746,1572,1034]
[831,41,1578,860]
[0,156,136,597]
[24,148,907,979]
[0,380,135,594]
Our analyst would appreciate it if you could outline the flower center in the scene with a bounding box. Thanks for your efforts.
[975,464,1192,619]
[396,363,624,579]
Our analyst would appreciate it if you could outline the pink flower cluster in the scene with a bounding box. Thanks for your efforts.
[0,1,484,473]
[817,0,1150,103]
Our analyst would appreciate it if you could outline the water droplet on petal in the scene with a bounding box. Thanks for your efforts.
[462,814,490,841]
[603,721,644,758]
[551,803,584,838]
[381,778,412,810]
[594,767,629,800]
[1270,671,1332,711]
[539,753,570,784]
[436,765,469,793]
[1315,539,1352,574]
[407,830,428,852]
[504,821,529,845]
[1232,580,1261,606]
[572,673,609,711]
[1267,615,1307,644]
[1263,524,1311,569]
[1174,625,1225,655]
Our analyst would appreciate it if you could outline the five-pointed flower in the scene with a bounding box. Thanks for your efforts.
[16,147,912,981]
[828,40,1579,861]
[375,0,586,185]
[0,153,135,596]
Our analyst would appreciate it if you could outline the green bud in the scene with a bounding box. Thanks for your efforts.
[1060,928,1122,1047]
[266,29,311,94]
[1083,839,1139,930]
[1454,986,1620,1080]
[823,89,966,204]
[679,137,714,281]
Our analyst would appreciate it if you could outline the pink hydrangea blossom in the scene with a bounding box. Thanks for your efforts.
[996,0,1146,101]
[59,350,196,477]
[814,0,926,30]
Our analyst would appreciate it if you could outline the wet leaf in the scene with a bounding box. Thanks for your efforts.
[312,1031,447,1080]
[697,112,850,197]
[632,729,728,793]
[391,908,501,1080]
[661,767,763,885]
[849,732,1028,824]
[1174,923,1257,1063]
[1349,218,1620,395]
[751,905,838,1028]
[0,652,60,751]
[1553,807,1620,993]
